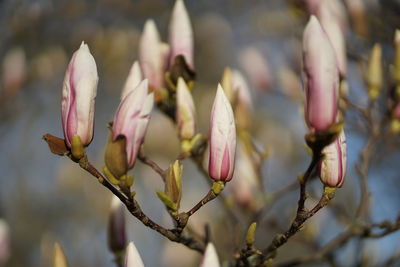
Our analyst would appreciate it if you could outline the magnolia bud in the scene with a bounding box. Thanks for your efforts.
[318,131,346,187]
[0,220,10,265]
[209,85,236,181]
[317,1,347,77]
[108,196,126,253]
[139,20,168,90]
[124,242,145,267]
[229,141,260,207]
[121,61,142,100]
[344,0,367,37]
[176,77,196,140]
[221,68,235,103]
[200,243,220,267]
[105,80,154,178]
[53,243,68,267]
[165,160,183,208]
[238,47,271,91]
[232,69,253,130]
[168,0,194,70]
[61,42,98,148]
[366,44,382,101]
[303,16,339,132]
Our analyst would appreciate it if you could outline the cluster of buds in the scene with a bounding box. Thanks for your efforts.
[302,16,347,187]
[59,0,237,192]
[139,0,194,98]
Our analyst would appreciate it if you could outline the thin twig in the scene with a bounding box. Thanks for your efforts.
[138,148,166,181]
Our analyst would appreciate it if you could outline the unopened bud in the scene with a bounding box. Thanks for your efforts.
[165,160,183,208]
[246,222,257,246]
[200,243,220,267]
[61,42,98,149]
[53,243,68,267]
[208,85,237,182]
[176,77,196,140]
[124,242,145,267]
[108,196,127,253]
[366,44,382,101]
[318,130,346,187]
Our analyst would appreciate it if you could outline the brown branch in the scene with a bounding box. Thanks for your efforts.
[43,134,205,253]
[186,189,219,217]
[138,148,166,181]
[77,156,205,252]
[259,152,331,261]
[276,217,400,267]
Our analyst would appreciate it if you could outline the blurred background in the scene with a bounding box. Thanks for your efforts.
[0,0,399,266]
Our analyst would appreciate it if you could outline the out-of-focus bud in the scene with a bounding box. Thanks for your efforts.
[200,243,220,267]
[53,243,68,267]
[229,141,260,208]
[232,69,253,131]
[121,61,142,100]
[221,68,235,103]
[318,130,346,187]
[303,16,339,132]
[0,220,10,265]
[139,20,168,91]
[238,47,272,92]
[108,196,126,253]
[169,0,194,71]
[209,85,236,182]
[176,77,196,140]
[124,242,145,267]
[344,0,367,37]
[317,1,347,77]
[1,47,26,98]
[277,66,303,101]
[394,30,400,87]
[105,80,154,179]
[61,42,98,150]
[366,44,382,101]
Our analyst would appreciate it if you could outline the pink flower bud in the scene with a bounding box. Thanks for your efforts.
[318,131,346,187]
[121,61,142,100]
[108,196,126,253]
[209,85,236,181]
[112,79,154,169]
[124,242,145,267]
[139,20,168,90]
[168,0,194,70]
[176,77,196,140]
[238,47,271,91]
[303,16,339,132]
[61,42,98,148]
[317,1,347,77]
[200,243,220,267]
